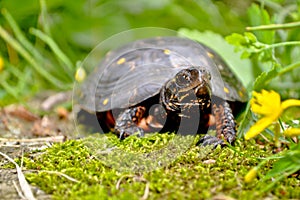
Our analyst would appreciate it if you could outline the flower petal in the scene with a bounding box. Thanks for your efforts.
[244,117,274,140]
[244,167,258,183]
[251,90,281,117]
[281,99,300,110]
[283,128,300,137]
[0,56,3,72]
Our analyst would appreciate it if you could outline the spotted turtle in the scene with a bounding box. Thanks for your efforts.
[79,37,248,147]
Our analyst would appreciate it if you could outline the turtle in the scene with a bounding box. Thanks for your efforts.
[78,36,248,147]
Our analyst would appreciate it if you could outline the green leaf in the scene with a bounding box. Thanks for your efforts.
[264,146,300,180]
[226,32,259,56]
[244,32,257,43]
[237,102,252,138]
[253,63,280,90]
[247,3,275,44]
[241,51,251,59]
[225,33,246,50]
[178,28,253,87]
[238,64,281,137]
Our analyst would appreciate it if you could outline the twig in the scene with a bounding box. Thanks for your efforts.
[38,170,80,183]
[116,175,135,190]
[40,92,71,111]
[116,175,150,200]
[141,181,150,200]
[0,135,66,144]
[13,180,26,200]
[0,151,36,200]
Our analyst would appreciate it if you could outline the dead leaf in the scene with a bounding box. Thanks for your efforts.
[4,105,38,122]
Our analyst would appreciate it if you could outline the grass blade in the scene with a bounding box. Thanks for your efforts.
[39,0,52,36]
[30,28,74,77]
[0,25,68,89]
[1,9,45,65]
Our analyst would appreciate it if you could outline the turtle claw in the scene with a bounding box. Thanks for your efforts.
[114,107,146,140]
[197,135,225,148]
[118,126,144,140]
[225,133,235,145]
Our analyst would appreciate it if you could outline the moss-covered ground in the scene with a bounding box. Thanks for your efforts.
[12,133,300,200]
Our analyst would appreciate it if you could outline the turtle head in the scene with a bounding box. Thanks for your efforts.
[161,67,212,112]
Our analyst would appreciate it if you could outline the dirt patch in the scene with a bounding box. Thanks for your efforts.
[0,145,52,200]
[0,92,76,200]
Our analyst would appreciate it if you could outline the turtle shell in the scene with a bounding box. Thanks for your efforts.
[80,37,247,112]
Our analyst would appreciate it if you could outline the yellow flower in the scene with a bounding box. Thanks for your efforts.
[244,167,258,183]
[245,90,300,140]
[283,128,300,137]
[0,56,4,71]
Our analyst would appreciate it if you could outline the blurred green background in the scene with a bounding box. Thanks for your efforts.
[0,0,299,106]
[0,0,250,53]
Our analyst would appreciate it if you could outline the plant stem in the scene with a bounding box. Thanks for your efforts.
[246,21,300,31]
[264,41,300,50]
[278,61,300,76]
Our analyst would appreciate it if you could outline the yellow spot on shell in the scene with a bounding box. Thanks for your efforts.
[239,90,244,97]
[117,57,126,65]
[75,67,86,83]
[164,49,171,55]
[207,52,214,58]
[224,87,229,93]
[103,98,109,105]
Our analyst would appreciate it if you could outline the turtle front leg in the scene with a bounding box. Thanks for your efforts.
[114,107,146,140]
[214,101,236,144]
[198,101,236,147]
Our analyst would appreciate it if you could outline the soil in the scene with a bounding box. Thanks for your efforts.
[0,147,51,200]
[0,92,75,200]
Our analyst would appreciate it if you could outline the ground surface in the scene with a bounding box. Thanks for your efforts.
[0,93,299,200]
[0,92,73,200]
[0,147,51,200]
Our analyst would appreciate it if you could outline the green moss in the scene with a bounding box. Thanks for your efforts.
[18,134,300,199]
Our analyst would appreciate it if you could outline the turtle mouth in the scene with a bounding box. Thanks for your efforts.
[174,83,211,107]
[195,83,211,97]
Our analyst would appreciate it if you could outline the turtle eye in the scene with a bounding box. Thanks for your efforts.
[175,72,191,87]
